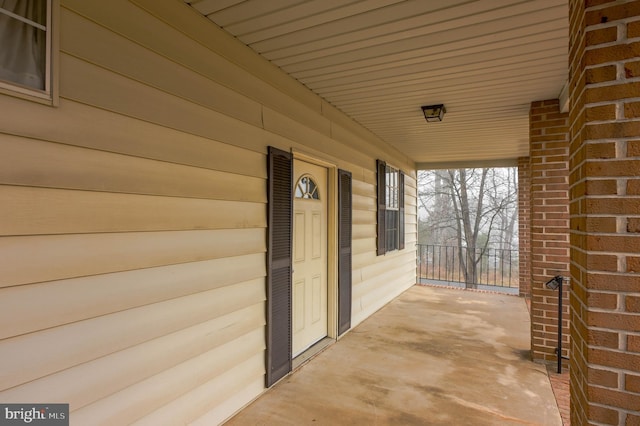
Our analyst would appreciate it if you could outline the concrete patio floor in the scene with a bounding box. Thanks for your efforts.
[226,285,562,425]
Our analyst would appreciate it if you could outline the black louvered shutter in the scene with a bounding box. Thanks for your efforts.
[376,159,386,256]
[337,169,352,336]
[399,171,405,250]
[266,147,292,387]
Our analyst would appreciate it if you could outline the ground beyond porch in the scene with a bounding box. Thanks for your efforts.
[226,285,562,425]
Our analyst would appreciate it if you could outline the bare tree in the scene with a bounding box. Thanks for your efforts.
[417,170,456,245]
[489,167,518,252]
[418,167,518,288]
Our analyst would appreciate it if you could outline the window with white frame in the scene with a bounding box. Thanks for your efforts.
[377,159,405,255]
[385,165,400,251]
[0,0,52,98]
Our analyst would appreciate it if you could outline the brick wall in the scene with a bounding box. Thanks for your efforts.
[569,1,640,424]
[518,156,531,300]
[529,100,571,366]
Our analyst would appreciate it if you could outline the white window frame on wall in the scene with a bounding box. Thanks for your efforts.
[386,165,399,210]
[377,159,404,255]
[0,0,57,104]
[385,164,400,252]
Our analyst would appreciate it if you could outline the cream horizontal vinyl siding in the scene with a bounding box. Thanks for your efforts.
[351,173,418,327]
[0,0,416,425]
[1,302,265,406]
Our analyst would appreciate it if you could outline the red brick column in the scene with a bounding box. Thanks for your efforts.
[529,100,571,365]
[518,156,531,300]
[569,1,640,424]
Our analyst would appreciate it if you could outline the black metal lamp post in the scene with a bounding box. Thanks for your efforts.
[545,275,567,373]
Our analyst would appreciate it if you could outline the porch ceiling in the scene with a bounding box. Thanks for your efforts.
[185,0,569,169]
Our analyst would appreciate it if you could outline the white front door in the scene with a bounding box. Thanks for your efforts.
[292,160,328,357]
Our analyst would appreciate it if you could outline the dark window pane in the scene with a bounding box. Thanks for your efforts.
[0,0,48,90]
[1,0,47,25]
[386,209,398,251]
[295,175,320,200]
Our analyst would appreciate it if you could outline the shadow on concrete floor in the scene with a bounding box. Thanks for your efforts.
[226,285,562,425]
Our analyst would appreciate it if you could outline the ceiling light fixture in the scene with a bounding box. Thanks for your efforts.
[421,104,446,122]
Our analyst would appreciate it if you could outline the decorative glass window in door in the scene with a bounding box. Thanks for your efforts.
[295,175,320,200]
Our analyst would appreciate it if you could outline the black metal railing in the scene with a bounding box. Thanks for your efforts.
[417,244,518,289]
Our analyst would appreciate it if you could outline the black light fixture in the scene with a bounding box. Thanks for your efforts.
[545,275,569,374]
[421,104,446,122]
[545,275,563,291]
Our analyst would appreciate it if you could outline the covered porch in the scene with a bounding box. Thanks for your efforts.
[227,285,563,425]
[1,1,637,424]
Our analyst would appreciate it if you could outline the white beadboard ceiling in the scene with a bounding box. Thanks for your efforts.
[185,0,569,168]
